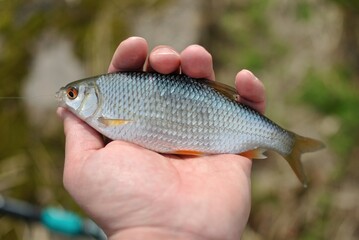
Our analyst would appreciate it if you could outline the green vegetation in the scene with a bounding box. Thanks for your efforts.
[301,67,359,157]
[300,66,359,185]
[203,0,287,75]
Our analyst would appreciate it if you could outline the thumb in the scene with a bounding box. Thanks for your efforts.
[57,107,104,163]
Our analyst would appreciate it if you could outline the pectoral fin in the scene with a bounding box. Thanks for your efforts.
[98,117,132,126]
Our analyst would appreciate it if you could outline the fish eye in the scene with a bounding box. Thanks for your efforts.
[66,87,78,100]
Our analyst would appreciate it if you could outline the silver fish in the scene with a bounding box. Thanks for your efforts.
[57,72,324,186]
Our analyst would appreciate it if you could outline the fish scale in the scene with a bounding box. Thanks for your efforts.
[57,71,324,186]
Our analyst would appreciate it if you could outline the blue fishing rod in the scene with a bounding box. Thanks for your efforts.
[0,194,106,239]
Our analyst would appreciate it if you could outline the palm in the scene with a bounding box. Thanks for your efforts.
[65,132,251,238]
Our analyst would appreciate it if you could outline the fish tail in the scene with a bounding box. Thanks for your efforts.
[283,132,325,188]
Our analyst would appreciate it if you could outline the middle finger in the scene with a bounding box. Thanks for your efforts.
[146,46,181,74]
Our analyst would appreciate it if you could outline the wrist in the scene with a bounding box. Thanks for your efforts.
[109,227,206,240]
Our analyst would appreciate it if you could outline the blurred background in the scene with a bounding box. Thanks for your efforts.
[0,0,358,239]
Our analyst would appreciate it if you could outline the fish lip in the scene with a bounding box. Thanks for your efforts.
[55,90,61,101]
[55,88,65,105]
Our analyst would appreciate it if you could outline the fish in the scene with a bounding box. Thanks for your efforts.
[56,71,324,186]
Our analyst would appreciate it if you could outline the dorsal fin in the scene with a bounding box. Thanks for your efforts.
[199,78,238,101]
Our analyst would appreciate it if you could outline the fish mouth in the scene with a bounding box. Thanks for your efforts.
[55,88,65,105]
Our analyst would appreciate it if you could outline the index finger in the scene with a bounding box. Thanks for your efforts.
[108,37,148,72]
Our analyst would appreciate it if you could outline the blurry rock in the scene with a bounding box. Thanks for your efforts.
[22,32,85,131]
[132,0,202,50]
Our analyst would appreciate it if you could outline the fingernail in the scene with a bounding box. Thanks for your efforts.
[122,36,146,44]
[242,69,255,77]
[152,47,178,56]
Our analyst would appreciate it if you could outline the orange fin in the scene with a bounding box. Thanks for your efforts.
[98,117,131,126]
[282,132,325,188]
[171,150,205,156]
[239,148,267,159]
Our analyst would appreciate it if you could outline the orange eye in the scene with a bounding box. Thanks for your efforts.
[66,87,78,100]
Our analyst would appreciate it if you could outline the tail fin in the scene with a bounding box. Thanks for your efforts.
[283,133,325,188]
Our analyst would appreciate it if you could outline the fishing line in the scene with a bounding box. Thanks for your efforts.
[0,97,28,100]
[0,94,56,100]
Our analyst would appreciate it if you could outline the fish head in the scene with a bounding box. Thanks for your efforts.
[56,79,100,120]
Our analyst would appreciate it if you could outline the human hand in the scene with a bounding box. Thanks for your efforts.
[58,37,265,240]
